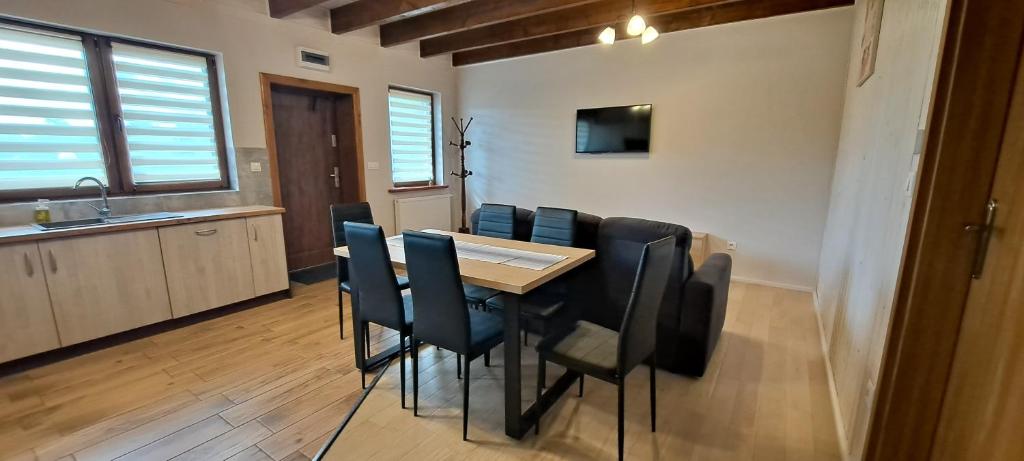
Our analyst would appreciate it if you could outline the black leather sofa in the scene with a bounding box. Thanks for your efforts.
[471,207,732,377]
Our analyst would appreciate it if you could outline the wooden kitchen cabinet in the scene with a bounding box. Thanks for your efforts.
[246,214,289,296]
[0,242,60,362]
[160,218,255,317]
[39,230,172,346]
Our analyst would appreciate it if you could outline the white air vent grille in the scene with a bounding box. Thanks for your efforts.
[297,47,329,72]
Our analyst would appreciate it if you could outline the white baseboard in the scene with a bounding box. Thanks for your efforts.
[730,276,815,293]
[812,290,851,461]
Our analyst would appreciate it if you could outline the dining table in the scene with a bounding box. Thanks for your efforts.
[333,229,595,438]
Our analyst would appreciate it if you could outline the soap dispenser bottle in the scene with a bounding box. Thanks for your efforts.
[34,199,51,224]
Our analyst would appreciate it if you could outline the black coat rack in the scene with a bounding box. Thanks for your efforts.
[449,117,473,233]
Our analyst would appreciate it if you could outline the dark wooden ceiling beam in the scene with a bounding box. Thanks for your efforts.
[330,0,470,35]
[451,0,854,66]
[268,0,331,18]
[420,0,732,57]
[379,0,602,47]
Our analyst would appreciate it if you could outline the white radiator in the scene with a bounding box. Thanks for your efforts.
[394,194,453,232]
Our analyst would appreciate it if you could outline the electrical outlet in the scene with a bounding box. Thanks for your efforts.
[726,241,737,251]
[249,162,262,172]
[366,161,380,170]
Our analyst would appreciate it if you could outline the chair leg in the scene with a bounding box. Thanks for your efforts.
[364,323,371,360]
[650,362,656,432]
[578,375,584,397]
[412,338,419,416]
[457,353,462,379]
[484,350,490,367]
[463,354,471,441]
[399,335,407,409]
[535,358,545,435]
[523,330,528,346]
[337,290,345,339]
[359,322,367,390]
[618,379,625,461]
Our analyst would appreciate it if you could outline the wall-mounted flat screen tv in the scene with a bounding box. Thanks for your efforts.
[575,104,652,154]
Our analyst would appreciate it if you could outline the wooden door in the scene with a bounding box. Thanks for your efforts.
[271,86,356,271]
[159,218,255,317]
[40,230,172,345]
[0,241,60,362]
[247,214,290,296]
[929,56,1024,461]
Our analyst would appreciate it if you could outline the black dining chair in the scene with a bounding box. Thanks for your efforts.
[343,223,414,405]
[486,207,578,345]
[402,230,504,441]
[330,202,409,341]
[465,203,516,308]
[535,236,676,461]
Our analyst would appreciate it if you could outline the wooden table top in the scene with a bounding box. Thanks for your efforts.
[333,230,595,295]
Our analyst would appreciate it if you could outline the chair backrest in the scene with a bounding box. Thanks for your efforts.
[531,207,578,247]
[344,222,406,329]
[402,231,471,352]
[476,203,516,239]
[331,202,373,282]
[617,236,676,375]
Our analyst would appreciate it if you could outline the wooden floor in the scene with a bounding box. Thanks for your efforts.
[0,281,840,461]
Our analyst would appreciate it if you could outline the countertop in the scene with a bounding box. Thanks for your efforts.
[0,205,285,244]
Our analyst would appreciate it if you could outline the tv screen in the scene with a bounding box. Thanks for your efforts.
[575,104,652,154]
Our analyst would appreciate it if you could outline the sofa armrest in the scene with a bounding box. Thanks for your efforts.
[673,253,732,376]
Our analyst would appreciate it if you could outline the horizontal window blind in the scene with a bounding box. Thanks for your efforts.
[111,43,221,185]
[388,88,434,185]
[0,26,107,191]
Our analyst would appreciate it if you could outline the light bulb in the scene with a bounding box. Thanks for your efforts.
[627,15,646,36]
[641,26,659,44]
[598,26,616,45]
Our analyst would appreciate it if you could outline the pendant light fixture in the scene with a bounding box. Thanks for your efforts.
[641,25,659,44]
[598,0,659,45]
[598,26,616,45]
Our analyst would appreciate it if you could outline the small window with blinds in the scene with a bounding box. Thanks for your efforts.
[387,87,436,187]
[0,26,107,193]
[0,19,228,201]
[110,43,224,187]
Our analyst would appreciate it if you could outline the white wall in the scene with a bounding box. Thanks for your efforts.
[815,0,947,458]
[0,0,459,233]
[456,7,853,289]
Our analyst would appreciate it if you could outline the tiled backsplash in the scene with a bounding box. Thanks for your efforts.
[0,148,274,227]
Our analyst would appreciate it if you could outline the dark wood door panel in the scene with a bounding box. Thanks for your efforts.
[271,87,342,271]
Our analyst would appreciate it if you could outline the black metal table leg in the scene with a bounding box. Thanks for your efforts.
[502,292,524,438]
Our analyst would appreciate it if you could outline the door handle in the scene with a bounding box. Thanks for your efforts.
[330,166,340,188]
[965,199,998,279]
[48,249,57,274]
[194,229,218,236]
[24,252,34,277]
[253,225,259,242]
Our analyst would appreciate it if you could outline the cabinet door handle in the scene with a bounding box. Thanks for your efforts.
[253,225,259,242]
[24,252,34,277]
[48,249,57,274]
[194,229,218,236]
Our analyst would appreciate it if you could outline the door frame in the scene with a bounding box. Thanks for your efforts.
[259,73,367,207]
[864,0,1024,459]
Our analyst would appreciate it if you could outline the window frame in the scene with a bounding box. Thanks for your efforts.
[0,17,231,202]
[387,85,438,188]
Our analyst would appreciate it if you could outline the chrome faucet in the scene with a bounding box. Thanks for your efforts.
[73,176,112,219]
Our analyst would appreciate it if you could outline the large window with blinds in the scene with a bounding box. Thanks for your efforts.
[387,87,436,187]
[0,19,228,200]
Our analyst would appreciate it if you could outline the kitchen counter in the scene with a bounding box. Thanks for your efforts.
[0,205,285,244]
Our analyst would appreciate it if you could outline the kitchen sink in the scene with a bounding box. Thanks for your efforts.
[33,212,184,231]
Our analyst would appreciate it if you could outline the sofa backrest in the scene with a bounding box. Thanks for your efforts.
[587,217,693,332]
[470,207,603,248]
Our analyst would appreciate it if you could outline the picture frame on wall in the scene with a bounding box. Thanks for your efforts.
[857,0,884,86]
